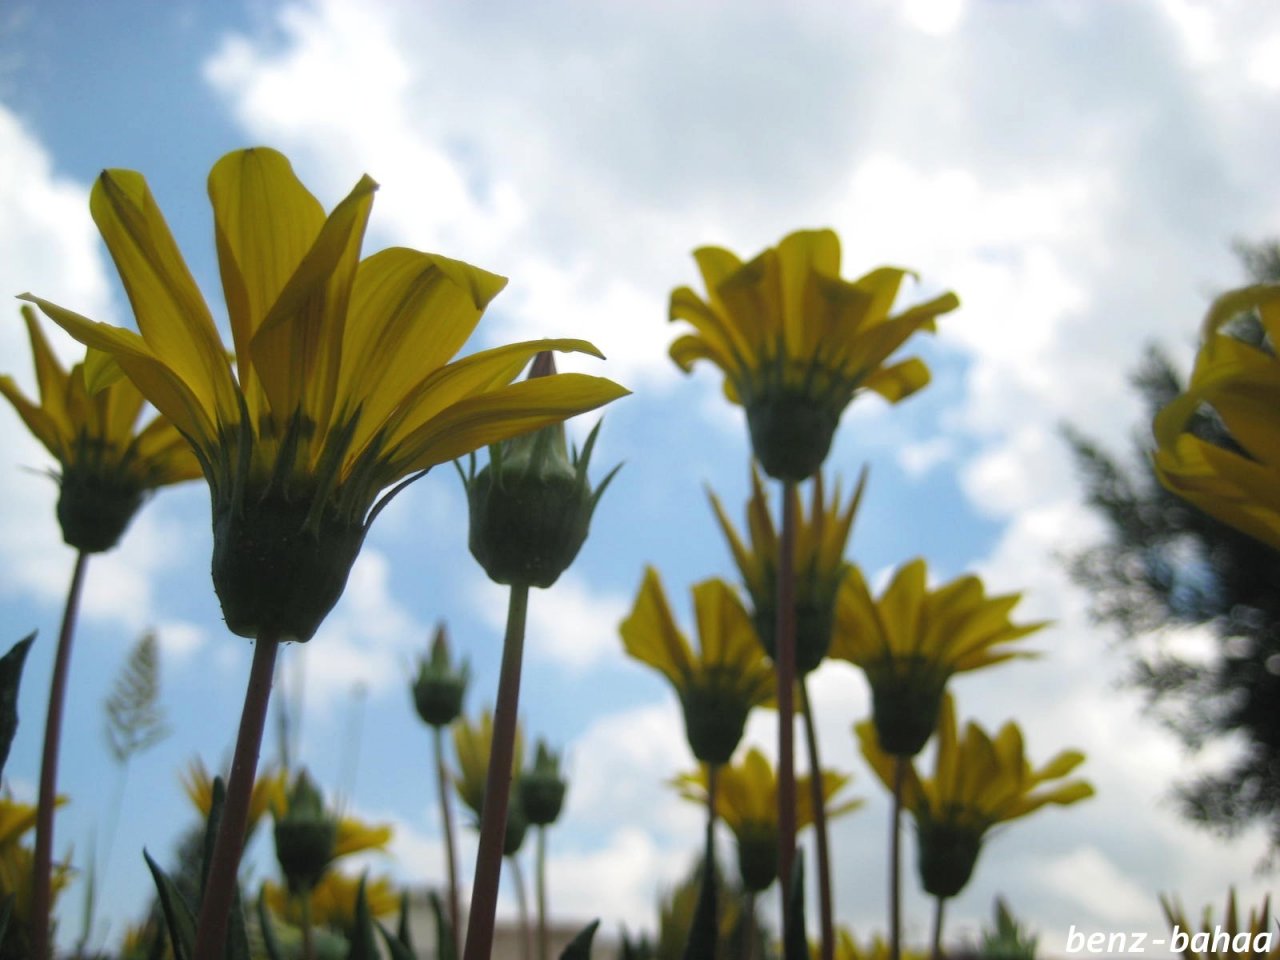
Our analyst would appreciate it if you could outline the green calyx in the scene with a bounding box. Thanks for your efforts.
[412,624,469,727]
[681,676,752,766]
[464,417,620,589]
[867,660,949,757]
[274,770,338,895]
[745,388,841,483]
[916,821,984,899]
[211,485,367,644]
[750,592,837,676]
[56,459,146,553]
[519,740,567,827]
[735,822,779,893]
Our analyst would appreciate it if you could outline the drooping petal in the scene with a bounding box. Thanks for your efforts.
[620,567,695,688]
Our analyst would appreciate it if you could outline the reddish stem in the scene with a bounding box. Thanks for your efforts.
[192,636,280,960]
[31,550,88,960]
[435,724,462,945]
[801,679,835,960]
[775,481,798,947]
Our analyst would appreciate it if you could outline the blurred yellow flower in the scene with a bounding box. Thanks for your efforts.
[263,870,400,932]
[0,306,200,552]
[669,228,959,480]
[23,146,626,641]
[815,928,928,960]
[708,463,866,673]
[181,756,286,842]
[832,559,1044,756]
[675,747,860,891]
[0,793,70,957]
[1154,284,1280,552]
[621,568,774,764]
[453,709,528,855]
[857,695,1093,899]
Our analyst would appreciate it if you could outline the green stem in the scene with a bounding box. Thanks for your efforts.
[930,895,946,960]
[462,582,531,960]
[511,853,533,960]
[435,724,462,946]
[745,890,758,960]
[192,635,281,960]
[31,549,88,960]
[890,756,904,960]
[801,679,835,960]
[300,891,315,960]
[775,481,798,948]
[537,825,549,960]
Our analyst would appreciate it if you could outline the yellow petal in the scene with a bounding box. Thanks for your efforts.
[0,375,63,456]
[620,567,695,688]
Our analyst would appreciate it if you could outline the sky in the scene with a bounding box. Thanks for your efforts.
[1,0,1278,955]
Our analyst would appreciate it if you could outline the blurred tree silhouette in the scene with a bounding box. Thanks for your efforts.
[1063,240,1280,864]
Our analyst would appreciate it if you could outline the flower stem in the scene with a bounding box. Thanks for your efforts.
[890,756,904,960]
[192,635,280,960]
[800,679,835,960]
[745,890,758,960]
[510,853,532,960]
[300,890,315,960]
[434,724,462,946]
[775,480,798,948]
[536,825,549,960]
[462,582,531,960]
[31,549,88,960]
[930,895,946,960]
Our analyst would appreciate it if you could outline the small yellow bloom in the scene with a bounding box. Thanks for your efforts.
[620,568,774,765]
[263,870,400,932]
[1154,284,1280,551]
[832,559,1044,756]
[453,708,527,855]
[857,695,1093,899]
[0,793,70,958]
[669,228,959,480]
[24,147,627,641]
[181,756,286,842]
[1160,887,1278,960]
[0,306,200,552]
[708,463,867,673]
[674,747,860,891]
[816,928,928,960]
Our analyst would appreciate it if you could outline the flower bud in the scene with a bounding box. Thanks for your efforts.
[273,770,338,895]
[519,740,567,827]
[866,660,948,757]
[465,353,620,588]
[503,795,530,856]
[735,822,778,893]
[411,624,469,727]
[916,821,983,899]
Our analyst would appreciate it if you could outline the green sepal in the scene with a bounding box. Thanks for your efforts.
[0,633,34,782]
[144,850,198,960]
[57,458,145,552]
[783,848,807,960]
[559,919,601,960]
[428,890,458,960]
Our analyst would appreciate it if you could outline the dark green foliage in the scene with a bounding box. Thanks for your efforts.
[783,850,806,960]
[105,631,170,764]
[1063,240,1280,859]
[681,822,718,960]
[429,890,458,960]
[559,919,601,960]
[0,634,32,782]
[976,897,1038,960]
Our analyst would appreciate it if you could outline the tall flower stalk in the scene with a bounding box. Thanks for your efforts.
[669,228,956,951]
[461,351,622,960]
[2,306,200,958]
[25,147,625,959]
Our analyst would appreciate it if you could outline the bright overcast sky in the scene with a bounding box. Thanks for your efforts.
[1,0,1277,955]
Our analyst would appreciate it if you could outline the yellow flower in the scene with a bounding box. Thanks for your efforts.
[181,756,286,842]
[263,870,400,932]
[1160,887,1279,960]
[0,793,70,957]
[674,747,861,891]
[831,559,1044,756]
[708,463,867,673]
[0,306,200,552]
[669,228,959,480]
[23,147,627,642]
[815,928,928,960]
[620,567,774,765]
[453,708,528,855]
[857,695,1093,899]
[1154,284,1280,551]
